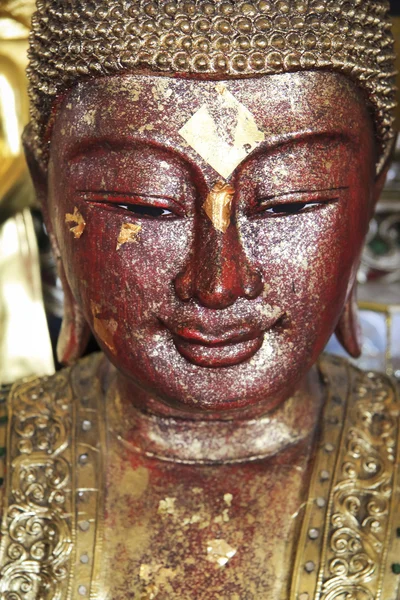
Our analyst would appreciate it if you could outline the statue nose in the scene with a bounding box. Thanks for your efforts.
[174,185,263,310]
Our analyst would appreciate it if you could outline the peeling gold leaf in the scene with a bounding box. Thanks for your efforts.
[90,301,118,352]
[65,207,86,239]
[116,222,141,250]
[224,493,233,507]
[203,181,235,233]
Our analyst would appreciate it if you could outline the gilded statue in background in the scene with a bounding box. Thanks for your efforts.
[0,1,399,599]
[0,0,53,384]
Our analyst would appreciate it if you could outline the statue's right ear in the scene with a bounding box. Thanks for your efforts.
[23,126,91,365]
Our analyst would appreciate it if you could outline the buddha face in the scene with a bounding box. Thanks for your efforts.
[44,71,380,414]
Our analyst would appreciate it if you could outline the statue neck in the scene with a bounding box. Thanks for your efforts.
[104,360,325,464]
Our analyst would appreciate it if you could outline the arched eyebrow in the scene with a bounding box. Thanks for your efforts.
[248,130,354,162]
[64,129,354,175]
[258,186,350,202]
[65,138,147,162]
[65,137,199,171]
[64,137,211,203]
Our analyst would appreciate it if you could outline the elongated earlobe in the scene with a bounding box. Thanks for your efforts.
[334,147,392,360]
[57,263,91,365]
[334,284,362,358]
[23,126,91,365]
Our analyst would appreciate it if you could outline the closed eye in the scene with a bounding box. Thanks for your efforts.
[262,199,337,216]
[77,190,185,219]
[253,186,348,218]
[114,203,174,217]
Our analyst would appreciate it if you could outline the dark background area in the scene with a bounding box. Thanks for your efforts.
[391,1,400,15]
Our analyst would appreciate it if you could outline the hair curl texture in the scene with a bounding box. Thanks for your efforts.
[27,0,396,170]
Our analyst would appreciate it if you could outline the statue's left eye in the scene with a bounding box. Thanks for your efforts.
[254,187,346,218]
[116,203,173,217]
[263,201,320,216]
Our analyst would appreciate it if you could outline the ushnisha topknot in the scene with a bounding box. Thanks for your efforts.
[27,0,396,170]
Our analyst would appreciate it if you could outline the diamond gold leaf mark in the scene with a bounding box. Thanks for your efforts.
[179,84,265,179]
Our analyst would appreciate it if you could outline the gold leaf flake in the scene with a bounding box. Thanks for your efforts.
[158,497,176,515]
[139,564,152,582]
[65,207,86,238]
[213,508,230,524]
[182,514,203,526]
[224,493,233,507]
[206,539,237,566]
[203,181,235,233]
[116,222,141,250]
[90,301,118,352]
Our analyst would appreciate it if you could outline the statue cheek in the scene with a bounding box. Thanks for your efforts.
[61,212,192,335]
[239,205,356,334]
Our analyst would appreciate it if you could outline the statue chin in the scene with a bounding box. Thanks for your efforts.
[0,1,398,597]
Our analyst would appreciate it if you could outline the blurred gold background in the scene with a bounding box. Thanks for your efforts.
[0,0,53,385]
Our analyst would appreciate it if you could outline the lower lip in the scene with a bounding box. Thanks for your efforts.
[173,335,264,368]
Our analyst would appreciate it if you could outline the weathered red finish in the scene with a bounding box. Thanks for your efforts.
[39,71,384,424]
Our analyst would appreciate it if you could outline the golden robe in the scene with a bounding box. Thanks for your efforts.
[0,354,399,599]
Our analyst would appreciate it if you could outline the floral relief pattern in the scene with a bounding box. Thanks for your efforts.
[320,371,397,600]
[0,371,74,600]
[291,358,399,600]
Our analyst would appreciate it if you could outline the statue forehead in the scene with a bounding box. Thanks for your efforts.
[53,71,373,181]
[63,70,369,118]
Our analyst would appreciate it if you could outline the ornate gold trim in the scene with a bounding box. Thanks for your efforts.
[0,354,105,599]
[69,354,105,599]
[0,385,9,534]
[291,356,400,600]
[0,371,74,599]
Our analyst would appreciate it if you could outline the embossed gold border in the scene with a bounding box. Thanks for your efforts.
[291,358,400,600]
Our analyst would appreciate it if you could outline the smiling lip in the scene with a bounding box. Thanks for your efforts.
[171,326,266,368]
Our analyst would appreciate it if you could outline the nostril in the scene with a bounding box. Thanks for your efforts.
[174,266,194,302]
[243,268,264,300]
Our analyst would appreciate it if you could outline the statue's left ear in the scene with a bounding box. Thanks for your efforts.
[334,136,396,358]
[23,126,91,365]
[334,283,362,358]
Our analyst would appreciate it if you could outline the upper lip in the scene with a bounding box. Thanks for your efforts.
[165,311,285,347]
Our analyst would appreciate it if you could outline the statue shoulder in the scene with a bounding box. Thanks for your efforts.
[0,368,75,535]
[0,354,104,596]
[319,352,398,408]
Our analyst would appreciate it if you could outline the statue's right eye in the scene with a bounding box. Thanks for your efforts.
[77,190,185,219]
[116,203,174,218]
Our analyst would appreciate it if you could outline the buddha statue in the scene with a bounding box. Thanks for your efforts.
[0,1,399,598]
